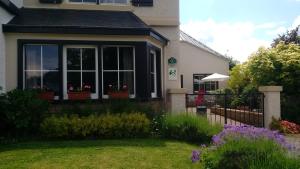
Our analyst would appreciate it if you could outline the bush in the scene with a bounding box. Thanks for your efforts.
[40,113,151,139]
[202,139,300,169]
[192,125,299,169]
[162,114,222,143]
[0,90,49,137]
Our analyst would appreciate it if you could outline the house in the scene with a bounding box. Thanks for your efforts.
[0,0,20,93]
[1,0,229,110]
[180,31,229,94]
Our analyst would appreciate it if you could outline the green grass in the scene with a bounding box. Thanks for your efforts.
[0,139,201,169]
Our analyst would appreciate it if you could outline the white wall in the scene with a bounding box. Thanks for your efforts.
[0,8,14,93]
[180,42,229,94]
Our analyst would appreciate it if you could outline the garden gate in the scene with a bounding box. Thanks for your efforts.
[186,92,264,127]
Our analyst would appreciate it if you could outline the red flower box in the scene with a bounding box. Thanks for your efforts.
[108,91,129,99]
[68,91,91,100]
[38,91,55,102]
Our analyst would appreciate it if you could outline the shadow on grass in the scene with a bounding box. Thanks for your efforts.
[0,139,169,152]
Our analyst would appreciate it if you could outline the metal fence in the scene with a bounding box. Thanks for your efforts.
[186,93,264,127]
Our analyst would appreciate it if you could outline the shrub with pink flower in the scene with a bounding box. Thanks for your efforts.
[280,120,300,134]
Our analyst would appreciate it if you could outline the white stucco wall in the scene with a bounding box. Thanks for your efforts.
[180,41,229,94]
[0,7,14,93]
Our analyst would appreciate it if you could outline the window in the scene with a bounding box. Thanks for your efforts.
[69,0,97,3]
[63,46,99,99]
[100,0,128,4]
[23,44,59,96]
[102,46,135,98]
[193,74,219,93]
[68,0,128,4]
[150,50,157,98]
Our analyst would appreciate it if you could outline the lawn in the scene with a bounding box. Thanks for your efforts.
[0,139,201,169]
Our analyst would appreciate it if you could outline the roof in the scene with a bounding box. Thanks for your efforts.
[180,31,228,61]
[0,0,19,14]
[3,8,168,44]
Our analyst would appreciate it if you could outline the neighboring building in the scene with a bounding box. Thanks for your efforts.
[180,31,229,94]
[1,0,229,108]
[0,0,19,93]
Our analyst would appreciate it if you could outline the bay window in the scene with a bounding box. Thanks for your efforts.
[102,46,135,98]
[150,50,157,98]
[23,44,59,96]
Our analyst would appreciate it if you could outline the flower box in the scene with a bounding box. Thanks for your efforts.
[108,91,129,99]
[38,91,55,101]
[68,91,91,100]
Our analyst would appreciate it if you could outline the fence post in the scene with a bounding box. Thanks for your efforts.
[167,88,188,114]
[258,86,283,128]
[224,93,228,124]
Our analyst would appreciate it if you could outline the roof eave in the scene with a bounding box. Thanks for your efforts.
[2,25,169,45]
[0,0,19,15]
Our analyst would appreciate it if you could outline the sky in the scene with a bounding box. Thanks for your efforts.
[180,0,300,62]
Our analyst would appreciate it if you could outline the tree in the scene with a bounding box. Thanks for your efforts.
[225,56,240,70]
[272,25,300,47]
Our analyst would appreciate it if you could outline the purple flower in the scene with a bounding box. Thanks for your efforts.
[212,125,294,150]
[191,150,201,163]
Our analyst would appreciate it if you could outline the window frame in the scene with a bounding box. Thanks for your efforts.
[63,45,99,100]
[150,50,157,98]
[23,44,60,99]
[101,45,136,99]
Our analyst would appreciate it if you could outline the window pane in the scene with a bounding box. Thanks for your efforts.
[103,72,118,95]
[69,0,82,2]
[67,72,81,92]
[151,74,155,93]
[83,72,96,93]
[120,72,134,95]
[83,0,97,3]
[25,45,41,70]
[43,71,59,94]
[119,47,133,70]
[25,71,41,89]
[114,0,127,3]
[103,47,118,70]
[67,48,81,70]
[43,45,59,70]
[150,52,155,73]
[100,0,114,3]
[82,48,96,70]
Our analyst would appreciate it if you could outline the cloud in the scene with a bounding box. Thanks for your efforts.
[180,19,270,62]
[180,16,300,62]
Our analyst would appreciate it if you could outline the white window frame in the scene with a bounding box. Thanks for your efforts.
[63,45,99,100]
[101,45,136,99]
[23,44,60,99]
[150,50,157,98]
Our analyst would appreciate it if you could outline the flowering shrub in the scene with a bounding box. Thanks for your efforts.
[280,120,300,134]
[191,125,299,169]
[212,125,293,150]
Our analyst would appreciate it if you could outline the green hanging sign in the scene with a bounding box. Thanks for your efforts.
[168,57,177,66]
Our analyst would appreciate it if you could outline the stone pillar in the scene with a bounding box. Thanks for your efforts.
[167,88,188,114]
[259,86,283,128]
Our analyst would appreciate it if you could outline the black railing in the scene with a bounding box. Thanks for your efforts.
[186,93,264,127]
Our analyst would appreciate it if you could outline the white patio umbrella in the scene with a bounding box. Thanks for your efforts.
[201,73,229,82]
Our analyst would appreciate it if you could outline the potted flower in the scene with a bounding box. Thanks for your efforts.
[108,84,129,99]
[67,84,91,100]
[37,86,55,102]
